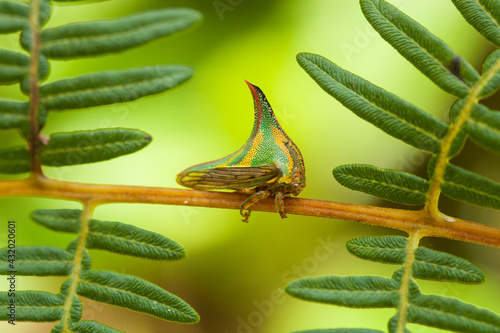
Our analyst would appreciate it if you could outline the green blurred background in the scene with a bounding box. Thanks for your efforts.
[1,0,499,332]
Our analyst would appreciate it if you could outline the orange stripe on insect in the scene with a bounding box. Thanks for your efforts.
[240,130,264,165]
[218,145,246,167]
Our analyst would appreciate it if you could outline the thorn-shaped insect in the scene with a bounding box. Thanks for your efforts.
[177,81,306,222]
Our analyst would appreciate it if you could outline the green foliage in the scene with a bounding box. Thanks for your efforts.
[292,330,384,333]
[296,53,448,153]
[479,49,500,97]
[452,0,500,47]
[0,290,81,322]
[406,294,500,333]
[287,236,498,332]
[37,65,193,110]
[0,49,30,84]
[0,128,152,173]
[347,236,486,283]
[51,0,89,2]
[333,164,428,205]
[0,144,30,174]
[0,50,50,87]
[0,245,91,275]
[287,276,400,308]
[291,0,500,330]
[0,0,201,331]
[52,320,125,333]
[360,0,480,97]
[297,0,500,213]
[467,102,500,154]
[428,157,500,210]
[0,1,30,33]
[32,209,186,260]
[0,100,29,131]
[41,129,151,166]
[78,270,199,323]
[37,8,201,59]
[0,208,199,326]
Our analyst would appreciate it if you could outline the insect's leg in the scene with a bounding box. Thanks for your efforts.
[240,190,270,222]
[274,192,287,219]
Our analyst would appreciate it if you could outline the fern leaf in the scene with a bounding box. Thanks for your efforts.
[0,128,151,173]
[452,0,500,47]
[333,164,428,205]
[388,314,411,333]
[86,219,185,260]
[467,103,500,155]
[442,164,500,209]
[18,54,51,93]
[0,100,29,132]
[292,328,384,333]
[41,128,152,167]
[78,270,199,323]
[480,49,500,98]
[285,276,399,308]
[31,209,81,233]
[446,100,469,158]
[428,157,500,209]
[297,52,447,153]
[413,247,486,284]
[346,236,407,264]
[38,8,201,59]
[408,293,500,332]
[0,1,29,33]
[31,209,186,260]
[0,50,50,88]
[0,291,81,322]
[448,127,468,159]
[38,65,193,110]
[347,236,486,284]
[70,321,124,333]
[0,49,30,84]
[0,145,29,174]
[52,320,124,333]
[0,245,87,276]
[360,0,479,97]
[39,0,51,26]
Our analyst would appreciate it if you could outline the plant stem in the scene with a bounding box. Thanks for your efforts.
[28,0,43,177]
[1,177,499,247]
[396,231,421,333]
[425,56,500,216]
[61,199,95,332]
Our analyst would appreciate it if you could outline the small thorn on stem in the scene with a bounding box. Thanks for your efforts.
[40,134,50,146]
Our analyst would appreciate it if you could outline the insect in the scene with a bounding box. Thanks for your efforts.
[177,81,305,222]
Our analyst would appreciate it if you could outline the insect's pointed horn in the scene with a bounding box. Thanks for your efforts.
[244,80,267,109]
[244,80,254,88]
[244,80,259,97]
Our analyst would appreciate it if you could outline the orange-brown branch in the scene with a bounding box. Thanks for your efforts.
[1,177,499,248]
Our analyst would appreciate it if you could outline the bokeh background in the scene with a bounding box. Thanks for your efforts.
[1,0,499,332]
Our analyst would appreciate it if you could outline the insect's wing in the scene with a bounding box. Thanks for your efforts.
[177,164,279,190]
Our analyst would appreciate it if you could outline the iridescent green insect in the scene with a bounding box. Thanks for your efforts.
[177,81,305,222]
